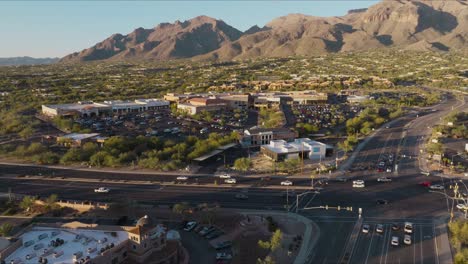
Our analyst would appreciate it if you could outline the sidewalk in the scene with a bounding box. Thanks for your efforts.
[433,216,453,264]
[239,210,319,264]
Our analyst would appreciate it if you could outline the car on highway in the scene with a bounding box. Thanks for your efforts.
[376,224,384,233]
[219,173,231,179]
[235,193,248,200]
[457,204,468,210]
[225,178,236,184]
[404,222,413,234]
[94,187,110,193]
[391,236,399,246]
[376,199,389,205]
[404,235,412,245]
[183,221,197,232]
[334,177,348,182]
[419,181,432,187]
[352,180,365,188]
[216,252,233,260]
[429,184,444,190]
[280,180,293,186]
[377,177,392,182]
[362,224,370,234]
[176,176,188,181]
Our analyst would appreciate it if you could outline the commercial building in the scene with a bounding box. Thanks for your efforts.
[260,138,327,161]
[287,90,328,104]
[56,133,101,147]
[41,101,111,118]
[347,95,370,104]
[218,94,252,109]
[240,127,298,147]
[42,99,169,118]
[177,97,227,115]
[1,215,186,264]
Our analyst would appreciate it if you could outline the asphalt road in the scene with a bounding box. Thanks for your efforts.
[0,93,466,264]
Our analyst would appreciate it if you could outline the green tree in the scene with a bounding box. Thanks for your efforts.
[256,256,275,264]
[44,194,59,212]
[0,223,13,236]
[19,195,36,213]
[172,202,190,219]
[234,157,251,172]
[19,126,34,139]
[270,229,283,251]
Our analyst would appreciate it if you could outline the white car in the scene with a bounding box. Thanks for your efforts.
[457,204,468,210]
[391,236,399,246]
[219,173,231,179]
[216,252,233,260]
[404,235,412,245]
[225,178,237,184]
[280,180,293,186]
[377,177,392,182]
[404,222,413,234]
[183,221,197,231]
[386,168,392,173]
[353,180,365,188]
[429,184,444,190]
[94,187,110,193]
[362,224,370,234]
[376,224,384,233]
[176,176,188,181]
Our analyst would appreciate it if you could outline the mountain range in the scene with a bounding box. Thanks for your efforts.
[0,57,59,66]
[61,0,468,63]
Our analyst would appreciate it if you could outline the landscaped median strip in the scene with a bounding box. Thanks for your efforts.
[10,175,319,190]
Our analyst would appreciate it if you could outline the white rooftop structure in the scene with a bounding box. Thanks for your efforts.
[58,133,100,141]
[5,227,128,264]
[262,138,327,160]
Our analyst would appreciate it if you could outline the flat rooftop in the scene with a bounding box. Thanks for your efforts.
[58,133,100,141]
[5,227,128,264]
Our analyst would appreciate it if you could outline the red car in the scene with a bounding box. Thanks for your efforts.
[419,181,432,187]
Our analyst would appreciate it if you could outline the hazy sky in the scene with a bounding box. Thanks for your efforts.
[0,1,378,58]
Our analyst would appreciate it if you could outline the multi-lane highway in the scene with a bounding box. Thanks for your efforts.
[0,93,465,263]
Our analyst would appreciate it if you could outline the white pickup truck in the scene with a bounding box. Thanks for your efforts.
[94,187,110,193]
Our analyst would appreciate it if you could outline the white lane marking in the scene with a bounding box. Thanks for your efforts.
[433,224,440,264]
[365,226,376,264]
[380,224,389,264]
[384,225,391,264]
[413,229,416,264]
